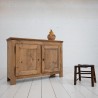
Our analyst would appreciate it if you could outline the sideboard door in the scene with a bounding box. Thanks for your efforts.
[16,44,41,76]
[42,45,60,73]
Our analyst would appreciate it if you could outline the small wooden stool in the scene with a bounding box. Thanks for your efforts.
[74,64,96,87]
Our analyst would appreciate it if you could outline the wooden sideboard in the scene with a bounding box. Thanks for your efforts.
[7,37,63,85]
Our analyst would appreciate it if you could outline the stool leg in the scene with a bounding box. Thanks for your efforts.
[91,67,94,87]
[94,67,96,83]
[78,66,81,81]
[74,66,77,85]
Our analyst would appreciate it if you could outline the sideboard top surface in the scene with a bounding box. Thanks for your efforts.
[7,37,63,43]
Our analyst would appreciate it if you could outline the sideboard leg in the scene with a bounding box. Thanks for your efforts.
[10,78,16,85]
[59,71,63,77]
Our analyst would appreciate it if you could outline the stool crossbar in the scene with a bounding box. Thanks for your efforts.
[74,64,96,87]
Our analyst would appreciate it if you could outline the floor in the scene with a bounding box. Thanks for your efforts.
[0,66,98,98]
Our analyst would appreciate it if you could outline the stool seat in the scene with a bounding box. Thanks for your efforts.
[74,64,96,87]
[78,64,94,67]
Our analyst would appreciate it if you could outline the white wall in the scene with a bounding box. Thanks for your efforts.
[0,0,98,68]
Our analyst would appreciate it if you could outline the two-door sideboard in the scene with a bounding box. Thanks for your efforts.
[7,37,63,85]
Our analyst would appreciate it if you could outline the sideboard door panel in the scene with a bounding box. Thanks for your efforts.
[42,45,60,73]
[16,44,41,76]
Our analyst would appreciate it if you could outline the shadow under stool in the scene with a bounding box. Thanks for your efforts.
[74,64,96,87]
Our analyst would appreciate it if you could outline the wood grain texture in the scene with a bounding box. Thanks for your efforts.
[7,37,63,85]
